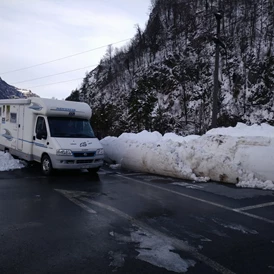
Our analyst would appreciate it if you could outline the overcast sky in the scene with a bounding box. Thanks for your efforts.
[0,0,151,99]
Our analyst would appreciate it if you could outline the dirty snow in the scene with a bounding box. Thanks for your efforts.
[101,123,274,190]
[109,229,195,273]
[108,251,126,269]
[212,219,258,235]
[132,229,195,273]
[0,152,25,171]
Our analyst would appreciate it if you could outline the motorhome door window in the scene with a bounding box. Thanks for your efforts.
[35,117,47,139]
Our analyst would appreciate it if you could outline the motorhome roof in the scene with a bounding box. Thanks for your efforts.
[30,97,92,119]
[0,97,92,119]
[0,98,31,105]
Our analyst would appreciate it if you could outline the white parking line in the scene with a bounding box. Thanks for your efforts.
[80,197,236,274]
[235,201,274,211]
[121,172,147,176]
[55,189,234,274]
[55,189,97,214]
[172,182,204,189]
[116,174,274,225]
[55,188,236,273]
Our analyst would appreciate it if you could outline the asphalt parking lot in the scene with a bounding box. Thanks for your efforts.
[0,164,273,273]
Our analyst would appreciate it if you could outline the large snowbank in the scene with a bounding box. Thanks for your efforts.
[206,122,274,137]
[101,123,274,190]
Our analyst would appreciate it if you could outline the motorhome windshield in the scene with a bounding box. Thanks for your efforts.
[48,117,95,138]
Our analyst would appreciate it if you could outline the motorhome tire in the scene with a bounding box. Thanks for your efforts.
[41,155,53,176]
[88,167,100,173]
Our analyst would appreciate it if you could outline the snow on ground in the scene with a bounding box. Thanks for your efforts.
[101,123,274,190]
[0,152,25,171]
[206,122,274,137]
[109,228,195,272]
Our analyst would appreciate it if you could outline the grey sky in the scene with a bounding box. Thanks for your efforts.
[0,0,151,99]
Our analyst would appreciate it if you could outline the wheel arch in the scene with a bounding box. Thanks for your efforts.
[41,152,50,161]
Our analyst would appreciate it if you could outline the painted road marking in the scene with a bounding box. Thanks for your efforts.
[55,189,97,214]
[116,174,274,225]
[101,169,154,178]
[122,172,147,176]
[235,201,274,211]
[172,182,204,189]
[55,189,235,274]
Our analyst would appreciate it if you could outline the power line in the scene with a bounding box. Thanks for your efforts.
[11,64,97,85]
[1,38,130,75]
[26,78,84,89]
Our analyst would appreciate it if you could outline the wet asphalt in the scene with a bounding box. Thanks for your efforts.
[0,164,273,274]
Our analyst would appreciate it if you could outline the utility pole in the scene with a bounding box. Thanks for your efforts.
[211,11,223,128]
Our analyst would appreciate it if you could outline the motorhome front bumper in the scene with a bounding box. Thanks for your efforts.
[51,154,104,170]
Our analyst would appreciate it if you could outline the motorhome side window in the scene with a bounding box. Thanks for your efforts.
[10,113,17,123]
[35,117,47,135]
[6,105,10,121]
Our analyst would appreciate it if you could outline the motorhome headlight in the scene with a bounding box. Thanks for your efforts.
[56,149,73,156]
[96,148,104,155]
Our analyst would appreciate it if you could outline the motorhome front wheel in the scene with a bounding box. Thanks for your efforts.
[42,155,53,176]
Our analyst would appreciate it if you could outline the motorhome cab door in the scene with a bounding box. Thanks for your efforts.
[33,116,49,161]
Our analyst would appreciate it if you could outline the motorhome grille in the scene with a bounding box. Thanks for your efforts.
[73,152,95,157]
[76,160,94,164]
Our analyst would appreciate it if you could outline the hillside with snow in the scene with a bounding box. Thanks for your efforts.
[67,0,274,138]
[0,77,25,99]
[0,78,39,99]
[16,88,39,98]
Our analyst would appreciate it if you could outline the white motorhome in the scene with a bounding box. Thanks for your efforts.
[0,97,104,175]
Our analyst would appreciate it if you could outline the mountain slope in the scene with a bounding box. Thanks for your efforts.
[68,0,274,137]
[0,77,25,99]
[0,78,38,99]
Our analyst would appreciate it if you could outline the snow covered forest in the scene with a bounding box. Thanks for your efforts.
[67,0,274,138]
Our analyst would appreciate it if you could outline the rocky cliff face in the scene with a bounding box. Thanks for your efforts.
[68,0,274,138]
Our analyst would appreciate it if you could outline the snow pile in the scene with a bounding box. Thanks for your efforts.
[102,133,207,182]
[101,123,274,190]
[0,152,25,171]
[206,122,274,137]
